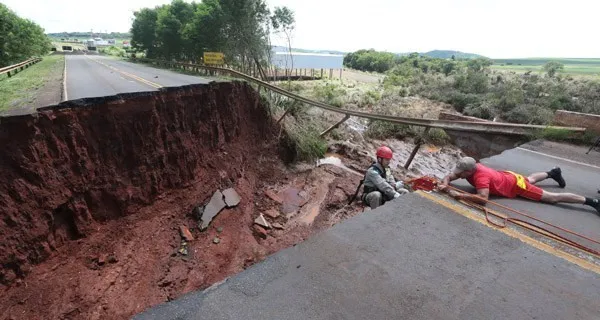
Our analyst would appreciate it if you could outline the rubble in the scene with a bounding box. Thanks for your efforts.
[200,190,227,230]
[272,223,284,230]
[252,225,268,239]
[254,214,271,229]
[179,226,194,241]
[213,237,221,244]
[264,209,280,219]
[223,188,241,207]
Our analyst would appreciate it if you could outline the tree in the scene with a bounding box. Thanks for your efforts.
[466,57,492,72]
[543,61,564,78]
[0,3,50,67]
[131,8,158,58]
[271,6,295,82]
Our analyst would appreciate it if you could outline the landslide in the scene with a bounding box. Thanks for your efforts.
[0,82,288,318]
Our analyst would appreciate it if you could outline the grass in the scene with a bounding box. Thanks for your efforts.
[0,55,64,111]
[491,58,600,76]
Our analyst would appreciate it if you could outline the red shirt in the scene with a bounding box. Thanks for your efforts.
[466,164,517,198]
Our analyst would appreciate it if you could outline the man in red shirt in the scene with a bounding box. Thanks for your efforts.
[439,157,600,216]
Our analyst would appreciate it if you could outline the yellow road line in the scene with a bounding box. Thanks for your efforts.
[85,56,162,89]
[416,191,600,274]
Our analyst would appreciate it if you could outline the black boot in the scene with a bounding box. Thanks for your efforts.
[547,167,566,188]
[585,198,600,216]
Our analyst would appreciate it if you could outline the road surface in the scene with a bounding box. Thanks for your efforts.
[452,141,600,253]
[135,191,600,320]
[64,55,211,100]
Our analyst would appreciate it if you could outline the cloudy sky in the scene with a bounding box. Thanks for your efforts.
[3,0,599,58]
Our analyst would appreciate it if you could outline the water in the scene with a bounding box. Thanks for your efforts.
[271,51,343,69]
[316,154,363,177]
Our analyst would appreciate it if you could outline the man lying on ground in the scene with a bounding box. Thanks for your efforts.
[438,157,600,216]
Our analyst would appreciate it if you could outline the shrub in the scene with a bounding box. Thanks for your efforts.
[287,122,327,161]
[313,82,346,107]
[365,121,416,139]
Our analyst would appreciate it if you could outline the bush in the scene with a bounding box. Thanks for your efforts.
[425,128,451,145]
[365,121,416,139]
[313,82,346,107]
[100,45,127,57]
[287,122,327,161]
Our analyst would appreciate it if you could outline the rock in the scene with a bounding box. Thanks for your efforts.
[108,255,118,264]
[213,237,220,244]
[180,226,195,241]
[264,209,280,219]
[272,222,284,230]
[265,189,283,204]
[97,254,107,266]
[216,227,224,233]
[222,188,241,207]
[200,190,226,230]
[178,247,188,256]
[252,225,268,239]
[254,213,271,229]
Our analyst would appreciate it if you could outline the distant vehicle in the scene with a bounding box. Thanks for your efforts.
[123,41,131,48]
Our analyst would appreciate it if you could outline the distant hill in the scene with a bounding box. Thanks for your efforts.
[422,50,485,59]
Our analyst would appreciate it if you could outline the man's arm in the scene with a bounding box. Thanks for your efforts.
[439,173,459,191]
[450,188,489,205]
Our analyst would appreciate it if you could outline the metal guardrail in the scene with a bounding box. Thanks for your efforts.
[0,58,42,78]
[135,58,587,136]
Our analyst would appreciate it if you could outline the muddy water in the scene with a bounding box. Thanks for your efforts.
[316,154,363,177]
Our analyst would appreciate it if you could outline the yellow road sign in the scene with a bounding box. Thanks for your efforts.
[204,52,224,65]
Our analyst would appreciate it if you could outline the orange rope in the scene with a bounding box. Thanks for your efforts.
[410,178,600,257]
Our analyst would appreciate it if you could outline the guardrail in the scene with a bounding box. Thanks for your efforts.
[134,58,586,136]
[0,58,42,78]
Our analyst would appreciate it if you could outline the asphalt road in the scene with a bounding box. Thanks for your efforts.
[65,55,211,100]
[135,192,600,320]
[452,141,600,253]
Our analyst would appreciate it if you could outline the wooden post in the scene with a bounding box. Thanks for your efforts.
[295,69,298,77]
[321,68,324,79]
[404,128,431,169]
[329,68,333,79]
[340,68,343,80]
[277,107,291,124]
[320,114,350,137]
[7,71,11,77]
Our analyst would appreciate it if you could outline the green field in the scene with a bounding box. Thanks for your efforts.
[491,58,600,76]
[0,55,64,111]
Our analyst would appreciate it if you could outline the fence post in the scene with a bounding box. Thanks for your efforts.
[329,69,333,79]
[321,68,324,79]
[320,114,351,137]
[404,127,431,169]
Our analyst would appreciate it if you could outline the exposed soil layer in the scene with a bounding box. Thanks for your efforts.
[0,82,291,319]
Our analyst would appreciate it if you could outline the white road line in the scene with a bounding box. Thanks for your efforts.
[62,56,68,101]
[516,147,600,170]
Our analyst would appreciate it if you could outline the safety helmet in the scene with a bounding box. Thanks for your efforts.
[376,146,393,159]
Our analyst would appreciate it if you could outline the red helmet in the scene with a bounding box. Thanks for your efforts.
[376,146,393,159]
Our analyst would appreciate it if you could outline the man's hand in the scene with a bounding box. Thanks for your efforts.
[438,183,449,192]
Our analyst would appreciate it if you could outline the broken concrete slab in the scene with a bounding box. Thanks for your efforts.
[264,209,280,219]
[200,190,226,230]
[254,214,271,229]
[213,237,220,244]
[180,226,194,241]
[222,188,241,207]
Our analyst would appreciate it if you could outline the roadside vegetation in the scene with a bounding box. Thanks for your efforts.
[0,55,64,111]
[342,49,600,126]
[0,3,51,67]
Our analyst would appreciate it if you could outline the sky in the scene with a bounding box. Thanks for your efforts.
[3,0,599,58]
